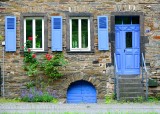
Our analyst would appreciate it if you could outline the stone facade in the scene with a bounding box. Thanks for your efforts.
[0,0,160,99]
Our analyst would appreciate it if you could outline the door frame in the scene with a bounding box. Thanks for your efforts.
[110,12,148,67]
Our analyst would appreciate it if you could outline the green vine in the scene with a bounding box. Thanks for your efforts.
[23,38,67,79]
[23,39,38,76]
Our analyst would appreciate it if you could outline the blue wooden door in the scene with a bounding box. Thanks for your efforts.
[115,25,140,75]
[67,80,97,103]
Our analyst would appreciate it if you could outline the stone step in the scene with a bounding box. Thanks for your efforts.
[117,74,145,100]
[119,78,142,83]
[119,87,144,92]
[119,83,143,88]
[119,75,139,78]
[119,92,145,98]
[119,97,145,101]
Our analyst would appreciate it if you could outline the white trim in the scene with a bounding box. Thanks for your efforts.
[24,19,26,48]
[79,19,81,49]
[42,18,44,50]
[71,17,89,19]
[33,19,35,49]
[70,18,91,51]
[24,17,44,51]
[70,19,72,50]
[87,18,91,51]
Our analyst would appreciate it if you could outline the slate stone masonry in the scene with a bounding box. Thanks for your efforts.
[0,0,160,98]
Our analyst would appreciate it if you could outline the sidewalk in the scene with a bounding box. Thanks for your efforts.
[0,102,160,114]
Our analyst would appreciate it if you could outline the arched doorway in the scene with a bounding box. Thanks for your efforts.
[67,80,97,103]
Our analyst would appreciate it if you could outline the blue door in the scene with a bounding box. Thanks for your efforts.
[115,25,140,75]
[67,80,97,103]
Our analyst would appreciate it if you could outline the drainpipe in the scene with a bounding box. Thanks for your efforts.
[2,41,5,97]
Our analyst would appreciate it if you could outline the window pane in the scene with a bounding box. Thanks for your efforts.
[126,32,132,48]
[123,16,131,24]
[72,19,79,48]
[132,16,139,24]
[115,16,123,24]
[26,19,33,48]
[81,19,88,48]
[36,19,42,48]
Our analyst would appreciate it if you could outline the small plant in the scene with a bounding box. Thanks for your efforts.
[21,87,58,102]
[148,96,159,102]
[134,96,144,103]
[25,81,36,89]
[105,94,115,104]
[0,35,3,41]
[155,94,160,101]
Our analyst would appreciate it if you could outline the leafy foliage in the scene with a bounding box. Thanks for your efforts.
[105,94,115,104]
[148,95,160,102]
[41,53,67,79]
[25,81,36,89]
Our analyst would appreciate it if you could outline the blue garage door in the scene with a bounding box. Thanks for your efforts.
[67,80,97,103]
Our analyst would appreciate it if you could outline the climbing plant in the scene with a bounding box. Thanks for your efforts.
[23,39,39,76]
[41,53,67,79]
[23,38,67,79]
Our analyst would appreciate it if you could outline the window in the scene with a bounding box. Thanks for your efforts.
[126,32,132,48]
[115,16,123,24]
[70,17,90,51]
[132,16,139,24]
[24,17,44,51]
[123,16,131,24]
[115,16,139,25]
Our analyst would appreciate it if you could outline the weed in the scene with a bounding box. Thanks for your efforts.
[148,96,159,102]
[105,94,115,104]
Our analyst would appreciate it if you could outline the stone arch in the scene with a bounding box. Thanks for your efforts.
[62,72,106,98]
[66,80,97,103]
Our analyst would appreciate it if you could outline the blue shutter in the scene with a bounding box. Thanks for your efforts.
[5,16,16,51]
[51,16,62,51]
[97,16,109,50]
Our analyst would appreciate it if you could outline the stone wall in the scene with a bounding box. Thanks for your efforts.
[0,0,160,98]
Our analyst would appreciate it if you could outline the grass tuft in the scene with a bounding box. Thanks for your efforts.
[0,98,21,103]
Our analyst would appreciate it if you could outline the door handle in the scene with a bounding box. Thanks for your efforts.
[124,49,125,52]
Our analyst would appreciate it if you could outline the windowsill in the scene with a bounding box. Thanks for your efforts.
[66,50,94,54]
[70,49,91,52]
[20,50,48,54]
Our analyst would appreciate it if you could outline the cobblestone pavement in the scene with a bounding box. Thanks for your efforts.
[0,102,160,114]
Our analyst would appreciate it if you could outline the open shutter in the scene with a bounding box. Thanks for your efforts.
[97,16,109,50]
[51,16,62,51]
[5,16,16,51]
